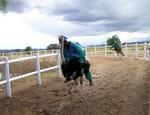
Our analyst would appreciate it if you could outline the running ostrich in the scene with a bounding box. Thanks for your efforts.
[111,43,125,59]
[107,35,125,59]
[58,35,93,87]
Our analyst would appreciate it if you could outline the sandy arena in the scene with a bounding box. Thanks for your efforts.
[0,57,149,115]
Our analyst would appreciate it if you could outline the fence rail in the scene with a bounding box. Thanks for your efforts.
[85,42,150,61]
[0,52,61,97]
[0,49,57,59]
[0,42,150,97]
[1,42,150,60]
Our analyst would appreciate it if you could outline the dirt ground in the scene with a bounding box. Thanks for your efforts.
[0,57,149,115]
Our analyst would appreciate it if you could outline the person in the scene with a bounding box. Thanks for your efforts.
[58,35,93,85]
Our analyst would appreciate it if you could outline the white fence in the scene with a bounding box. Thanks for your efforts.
[0,52,61,97]
[1,42,150,61]
[86,42,150,61]
[0,49,57,59]
[0,42,150,97]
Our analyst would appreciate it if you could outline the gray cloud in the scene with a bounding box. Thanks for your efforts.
[7,0,150,36]
[50,0,118,22]
[63,11,116,23]
[48,0,150,33]
[7,0,28,13]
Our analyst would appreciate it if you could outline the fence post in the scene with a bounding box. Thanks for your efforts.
[85,46,88,59]
[52,49,54,54]
[144,42,147,59]
[45,50,47,54]
[135,42,138,58]
[148,46,150,61]
[35,53,41,85]
[4,57,12,97]
[56,51,61,78]
[37,50,40,54]
[11,52,13,59]
[105,44,107,57]
[30,51,32,56]
[125,43,128,57]
[23,51,24,56]
[20,52,23,57]
[149,42,150,61]
[94,46,97,56]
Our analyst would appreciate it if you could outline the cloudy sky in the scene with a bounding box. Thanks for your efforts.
[0,0,150,49]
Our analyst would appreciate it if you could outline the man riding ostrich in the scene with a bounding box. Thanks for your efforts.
[58,35,93,86]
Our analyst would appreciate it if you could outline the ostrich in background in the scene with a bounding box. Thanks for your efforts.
[107,35,125,59]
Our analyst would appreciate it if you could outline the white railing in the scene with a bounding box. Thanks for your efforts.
[0,42,150,97]
[0,49,57,59]
[0,52,61,97]
[85,42,150,61]
[1,42,150,60]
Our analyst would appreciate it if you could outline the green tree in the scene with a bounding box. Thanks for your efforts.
[25,46,32,54]
[107,35,121,49]
[0,0,8,13]
[46,44,59,50]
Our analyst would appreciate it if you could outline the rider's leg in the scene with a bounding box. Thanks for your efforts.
[83,61,93,85]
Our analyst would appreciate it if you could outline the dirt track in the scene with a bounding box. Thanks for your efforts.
[0,57,149,115]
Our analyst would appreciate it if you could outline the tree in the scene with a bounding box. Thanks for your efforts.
[25,46,32,54]
[107,35,121,49]
[46,44,59,50]
[0,0,8,13]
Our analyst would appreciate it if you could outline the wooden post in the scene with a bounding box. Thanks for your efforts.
[35,54,41,85]
[135,43,138,58]
[94,46,97,56]
[85,46,88,60]
[20,52,23,57]
[56,51,61,78]
[30,51,32,56]
[11,52,13,59]
[2,53,4,57]
[149,46,150,61]
[149,42,150,60]
[4,57,12,97]
[125,43,128,57]
[144,42,147,59]
[52,49,54,54]
[38,50,40,54]
[105,44,107,57]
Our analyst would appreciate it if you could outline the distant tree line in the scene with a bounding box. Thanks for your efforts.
[46,44,60,50]
[23,43,60,54]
